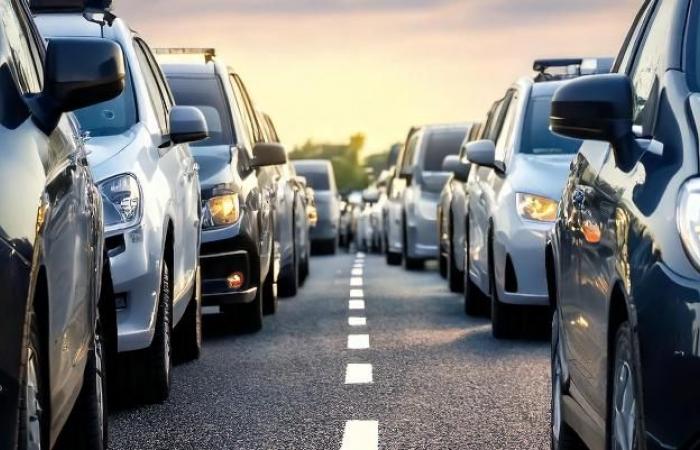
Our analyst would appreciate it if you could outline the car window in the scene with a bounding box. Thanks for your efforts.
[495,91,518,162]
[233,74,263,143]
[295,167,330,190]
[140,41,174,112]
[401,132,420,174]
[167,75,235,147]
[422,129,466,172]
[1,0,42,94]
[133,39,168,132]
[628,0,674,129]
[520,95,581,155]
[615,1,654,73]
[228,74,256,147]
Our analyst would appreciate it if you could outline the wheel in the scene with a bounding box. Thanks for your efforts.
[263,241,278,315]
[120,261,172,404]
[279,237,299,297]
[386,250,402,266]
[463,240,487,316]
[490,236,518,339]
[447,214,464,293]
[57,309,108,450]
[174,267,202,362]
[551,310,586,450]
[439,253,448,279]
[609,322,641,450]
[19,307,46,450]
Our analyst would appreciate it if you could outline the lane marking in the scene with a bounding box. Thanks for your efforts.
[356,252,366,258]
[348,317,366,326]
[351,268,363,276]
[350,277,363,287]
[345,364,373,384]
[350,289,364,298]
[353,263,364,268]
[348,334,370,349]
[349,300,365,310]
[202,306,220,315]
[340,421,378,450]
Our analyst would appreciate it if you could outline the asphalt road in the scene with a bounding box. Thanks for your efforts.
[110,252,551,450]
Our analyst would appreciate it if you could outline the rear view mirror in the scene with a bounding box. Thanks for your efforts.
[32,37,125,133]
[466,140,496,168]
[442,155,471,182]
[170,106,209,144]
[252,142,287,167]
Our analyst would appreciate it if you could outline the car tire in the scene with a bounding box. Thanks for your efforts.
[280,228,300,297]
[439,253,448,279]
[463,235,487,316]
[263,242,278,315]
[19,307,46,450]
[447,214,464,293]
[551,310,585,450]
[174,267,202,362]
[609,321,642,450]
[386,250,402,266]
[490,236,517,339]
[57,310,108,450]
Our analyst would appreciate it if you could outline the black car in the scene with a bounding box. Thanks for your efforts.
[0,0,125,448]
[160,50,286,332]
[547,1,700,448]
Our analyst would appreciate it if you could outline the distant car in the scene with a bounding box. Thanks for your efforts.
[293,160,340,254]
[0,0,124,447]
[36,8,208,404]
[357,188,381,252]
[464,59,610,338]
[437,123,480,289]
[161,49,286,331]
[387,124,469,270]
[548,1,700,448]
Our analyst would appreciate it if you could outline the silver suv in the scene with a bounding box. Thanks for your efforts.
[35,9,208,404]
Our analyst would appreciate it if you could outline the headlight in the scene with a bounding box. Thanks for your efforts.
[99,174,141,231]
[203,194,240,229]
[677,179,700,269]
[516,193,557,223]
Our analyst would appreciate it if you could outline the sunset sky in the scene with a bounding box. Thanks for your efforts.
[116,0,640,156]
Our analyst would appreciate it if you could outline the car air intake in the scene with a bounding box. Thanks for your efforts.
[504,254,518,293]
[29,0,112,11]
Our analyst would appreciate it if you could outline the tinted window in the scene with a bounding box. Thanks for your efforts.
[134,39,168,131]
[521,96,581,155]
[423,129,466,171]
[295,167,330,190]
[167,76,234,147]
[1,0,42,93]
[74,64,137,137]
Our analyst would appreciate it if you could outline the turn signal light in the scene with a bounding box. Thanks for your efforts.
[227,272,244,290]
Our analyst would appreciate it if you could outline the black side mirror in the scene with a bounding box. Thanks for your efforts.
[252,142,288,167]
[466,140,496,168]
[170,106,209,144]
[31,37,125,133]
[442,155,471,182]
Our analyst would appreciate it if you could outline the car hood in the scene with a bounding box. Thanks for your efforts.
[190,145,237,192]
[85,128,139,168]
[509,153,575,201]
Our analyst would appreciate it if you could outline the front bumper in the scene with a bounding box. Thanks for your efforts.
[310,218,337,242]
[406,213,439,259]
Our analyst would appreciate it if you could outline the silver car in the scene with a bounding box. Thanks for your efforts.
[387,124,469,270]
[293,160,340,254]
[36,12,207,403]
[464,59,610,338]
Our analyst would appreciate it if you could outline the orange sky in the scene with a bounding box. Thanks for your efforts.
[116,1,640,155]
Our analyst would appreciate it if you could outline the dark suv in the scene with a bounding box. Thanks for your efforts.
[0,0,124,448]
[160,49,286,332]
[547,1,700,448]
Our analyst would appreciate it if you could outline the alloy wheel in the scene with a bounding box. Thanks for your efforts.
[24,346,42,450]
[613,361,637,450]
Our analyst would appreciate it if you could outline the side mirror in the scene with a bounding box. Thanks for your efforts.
[170,106,209,144]
[252,142,287,167]
[442,155,471,182]
[362,189,380,204]
[32,37,125,133]
[399,165,414,180]
[466,140,496,168]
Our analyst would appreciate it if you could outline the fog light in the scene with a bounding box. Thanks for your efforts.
[227,272,244,290]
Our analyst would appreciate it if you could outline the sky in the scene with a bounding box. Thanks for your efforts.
[115,0,641,156]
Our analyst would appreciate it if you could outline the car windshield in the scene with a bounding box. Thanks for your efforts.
[296,167,330,190]
[521,95,581,155]
[423,129,466,171]
[166,75,235,147]
[73,63,137,137]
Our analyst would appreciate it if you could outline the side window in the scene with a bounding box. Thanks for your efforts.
[1,0,42,94]
[401,133,420,174]
[615,1,654,73]
[133,39,168,132]
[628,1,674,129]
[139,40,173,112]
[232,74,262,143]
[495,91,518,163]
[229,74,255,147]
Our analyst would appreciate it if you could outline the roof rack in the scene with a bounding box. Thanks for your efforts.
[153,48,217,64]
[533,57,614,82]
[29,0,112,12]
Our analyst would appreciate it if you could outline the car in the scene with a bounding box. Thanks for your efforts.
[357,188,381,252]
[293,160,340,254]
[0,0,125,448]
[437,123,480,289]
[547,1,700,448]
[159,48,287,330]
[258,111,311,296]
[34,6,208,404]
[464,58,611,337]
[387,124,470,270]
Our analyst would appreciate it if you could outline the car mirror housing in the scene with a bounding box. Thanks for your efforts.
[31,37,125,133]
[252,142,287,167]
[169,106,209,144]
[442,155,470,182]
[362,188,380,204]
[465,140,496,168]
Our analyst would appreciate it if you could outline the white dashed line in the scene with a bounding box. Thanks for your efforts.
[350,277,363,287]
[345,364,373,384]
[351,268,363,276]
[348,334,370,349]
[349,300,365,310]
[356,252,366,258]
[340,421,378,450]
[348,317,366,326]
[350,289,364,298]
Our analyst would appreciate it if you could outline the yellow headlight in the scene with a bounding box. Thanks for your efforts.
[516,193,557,223]
[207,194,240,227]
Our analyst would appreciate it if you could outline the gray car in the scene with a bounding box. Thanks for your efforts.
[35,10,208,403]
[293,160,340,254]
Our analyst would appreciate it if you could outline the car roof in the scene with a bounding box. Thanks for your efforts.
[34,12,131,41]
[161,62,219,77]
